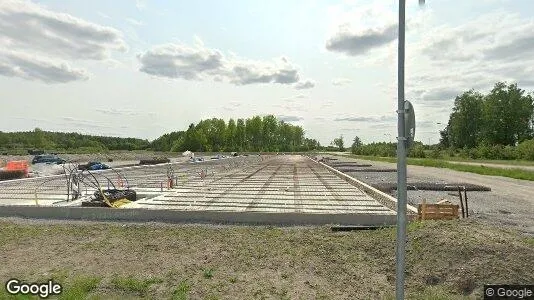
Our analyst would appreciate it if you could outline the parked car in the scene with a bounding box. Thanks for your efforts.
[88,162,110,170]
[79,161,110,171]
[31,154,66,165]
[190,157,205,163]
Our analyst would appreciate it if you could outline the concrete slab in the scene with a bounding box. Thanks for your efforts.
[0,155,398,225]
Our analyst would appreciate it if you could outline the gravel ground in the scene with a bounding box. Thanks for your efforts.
[323,156,534,236]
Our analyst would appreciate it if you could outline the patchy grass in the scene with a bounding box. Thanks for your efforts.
[58,275,101,300]
[348,155,534,181]
[202,268,214,279]
[111,276,163,297]
[0,219,532,299]
[171,280,191,300]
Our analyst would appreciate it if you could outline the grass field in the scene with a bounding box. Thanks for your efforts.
[0,219,533,299]
[343,155,534,181]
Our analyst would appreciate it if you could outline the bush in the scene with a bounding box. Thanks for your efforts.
[408,144,426,158]
[502,145,517,160]
[517,139,534,160]
[429,149,443,159]
[475,145,504,160]
[356,142,396,157]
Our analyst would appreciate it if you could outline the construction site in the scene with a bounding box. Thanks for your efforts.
[0,155,413,226]
[1,153,533,299]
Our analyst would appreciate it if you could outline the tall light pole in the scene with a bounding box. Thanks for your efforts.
[396,1,425,299]
[395,1,408,299]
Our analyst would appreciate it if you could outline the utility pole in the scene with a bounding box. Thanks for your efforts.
[396,2,425,299]
[395,0,408,299]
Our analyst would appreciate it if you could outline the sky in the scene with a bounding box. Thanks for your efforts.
[1,0,533,145]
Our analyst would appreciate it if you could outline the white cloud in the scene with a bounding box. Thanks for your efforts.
[0,0,127,83]
[294,79,315,90]
[326,24,397,56]
[332,78,352,86]
[136,0,147,11]
[272,102,308,113]
[97,11,111,19]
[334,115,396,123]
[0,1,127,60]
[283,94,307,101]
[409,10,534,103]
[325,1,430,57]
[220,101,243,112]
[0,50,88,83]
[277,115,303,122]
[126,18,144,26]
[138,42,314,87]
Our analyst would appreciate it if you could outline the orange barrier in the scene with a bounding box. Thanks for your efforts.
[5,160,29,177]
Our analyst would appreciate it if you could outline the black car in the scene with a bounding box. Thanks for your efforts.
[31,154,66,165]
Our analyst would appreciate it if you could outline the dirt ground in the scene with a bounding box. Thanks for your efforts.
[0,218,533,300]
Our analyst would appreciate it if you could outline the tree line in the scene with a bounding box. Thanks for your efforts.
[439,82,533,148]
[436,82,534,160]
[0,115,322,154]
[151,115,321,152]
[347,82,534,160]
[0,128,150,154]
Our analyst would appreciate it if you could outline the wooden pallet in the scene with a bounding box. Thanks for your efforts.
[418,202,459,220]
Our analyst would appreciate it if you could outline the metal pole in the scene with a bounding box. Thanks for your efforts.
[396,0,407,299]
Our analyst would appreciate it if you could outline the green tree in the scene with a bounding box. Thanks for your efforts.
[331,135,345,151]
[262,115,279,151]
[448,90,484,148]
[351,136,362,153]
[246,116,263,151]
[225,118,237,151]
[482,82,534,146]
[235,118,246,151]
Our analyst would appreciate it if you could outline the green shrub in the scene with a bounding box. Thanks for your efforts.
[517,139,534,160]
[502,145,518,160]
[408,144,426,158]
[429,149,443,159]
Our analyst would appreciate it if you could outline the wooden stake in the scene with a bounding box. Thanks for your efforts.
[421,199,426,220]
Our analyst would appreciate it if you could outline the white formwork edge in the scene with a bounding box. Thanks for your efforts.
[306,156,418,214]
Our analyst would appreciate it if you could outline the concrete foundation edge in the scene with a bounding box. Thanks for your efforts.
[0,205,397,226]
[309,157,418,215]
